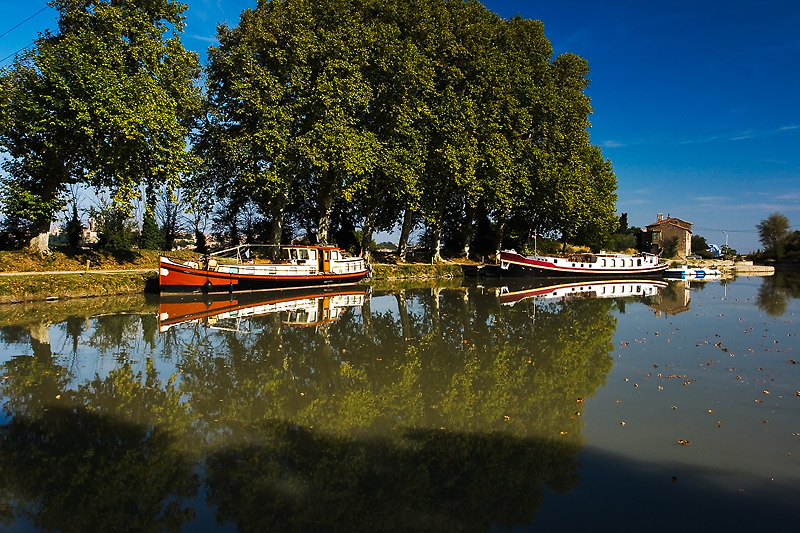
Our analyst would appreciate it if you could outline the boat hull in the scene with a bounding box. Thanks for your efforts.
[159,256,369,293]
[499,250,669,278]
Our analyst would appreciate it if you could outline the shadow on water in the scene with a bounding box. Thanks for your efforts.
[0,403,581,532]
[535,445,799,532]
[0,277,797,530]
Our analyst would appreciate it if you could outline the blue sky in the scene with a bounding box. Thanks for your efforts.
[2,1,799,252]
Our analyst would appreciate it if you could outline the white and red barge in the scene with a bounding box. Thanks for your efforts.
[160,244,370,293]
[499,249,669,278]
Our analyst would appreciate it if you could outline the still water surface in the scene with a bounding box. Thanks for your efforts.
[0,274,797,531]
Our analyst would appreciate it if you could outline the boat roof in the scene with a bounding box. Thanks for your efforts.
[210,243,346,256]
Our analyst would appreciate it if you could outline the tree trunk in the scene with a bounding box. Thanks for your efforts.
[431,222,443,263]
[493,209,510,262]
[395,290,410,340]
[360,207,376,260]
[397,206,414,262]
[267,193,287,261]
[459,203,475,258]
[317,192,334,244]
[27,231,50,254]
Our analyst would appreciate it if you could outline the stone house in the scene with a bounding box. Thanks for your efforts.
[643,213,692,259]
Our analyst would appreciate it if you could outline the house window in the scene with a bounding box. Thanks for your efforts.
[652,230,661,241]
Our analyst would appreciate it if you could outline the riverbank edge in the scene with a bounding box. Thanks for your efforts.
[0,257,788,304]
[0,262,471,304]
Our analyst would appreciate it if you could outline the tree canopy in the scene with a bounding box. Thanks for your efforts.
[1,0,617,258]
[0,0,202,251]
[757,212,790,256]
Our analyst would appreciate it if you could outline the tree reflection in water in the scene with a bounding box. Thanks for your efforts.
[0,281,652,530]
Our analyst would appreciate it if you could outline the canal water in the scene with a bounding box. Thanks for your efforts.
[0,274,797,531]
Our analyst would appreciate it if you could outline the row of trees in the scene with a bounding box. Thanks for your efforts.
[0,0,618,260]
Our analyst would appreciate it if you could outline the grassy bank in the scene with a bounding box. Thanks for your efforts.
[0,248,196,272]
[371,262,464,280]
[0,271,157,304]
[0,249,474,303]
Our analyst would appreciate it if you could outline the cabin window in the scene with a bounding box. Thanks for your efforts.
[601,259,606,267]
[298,249,309,260]
[637,259,642,266]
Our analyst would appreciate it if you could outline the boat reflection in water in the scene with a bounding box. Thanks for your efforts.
[158,286,370,332]
[500,278,668,306]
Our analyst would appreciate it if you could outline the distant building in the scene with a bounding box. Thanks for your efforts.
[643,213,692,259]
[82,218,98,244]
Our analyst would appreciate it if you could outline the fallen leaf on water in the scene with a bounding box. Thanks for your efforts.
[620,421,626,426]
[678,439,690,445]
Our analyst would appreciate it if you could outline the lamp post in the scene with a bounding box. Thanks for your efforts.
[721,230,728,257]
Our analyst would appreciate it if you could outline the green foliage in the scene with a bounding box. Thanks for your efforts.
[2,0,616,255]
[194,230,209,255]
[0,179,65,249]
[662,236,679,258]
[720,244,738,260]
[64,203,83,249]
[92,205,138,251]
[0,0,202,249]
[757,212,791,257]
[691,234,708,253]
[139,211,165,251]
[197,0,615,255]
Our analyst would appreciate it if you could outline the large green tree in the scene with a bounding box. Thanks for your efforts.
[197,0,615,258]
[0,0,201,252]
[757,212,790,256]
[200,0,380,251]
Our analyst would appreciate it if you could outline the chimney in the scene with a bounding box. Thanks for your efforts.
[656,213,664,222]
